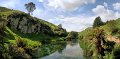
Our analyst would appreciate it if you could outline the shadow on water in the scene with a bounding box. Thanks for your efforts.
[39,39,84,59]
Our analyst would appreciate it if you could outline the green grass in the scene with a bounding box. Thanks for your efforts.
[0,6,58,31]
[101,18,120,35]
[78,18,120,59]
[0,6,67,58]
[5,26,61,46]
[5,27,41,47]
[0,6,12,12]
[0,6,63,49]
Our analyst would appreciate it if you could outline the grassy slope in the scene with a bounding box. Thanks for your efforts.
[0,6,61,47]
[0,6,58,30]
[5,26,66,57]
[79,18,120,59]
[0,6,67,58]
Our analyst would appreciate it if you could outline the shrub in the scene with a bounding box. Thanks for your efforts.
[16,38,27,47]
[9,45,31,59]
[65,31,78,40]
[113,47,120,59]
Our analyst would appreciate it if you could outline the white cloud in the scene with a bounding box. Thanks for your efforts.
[38,0,43,2]
[92,5,120,22]
[61,16,95,32]
[48,15,95,32]
[113,2,120,11]
[0,0,20,9]
[33,8,44,18]
[47,0,96,11]
[52,4,120,32]
[104,2,108,7]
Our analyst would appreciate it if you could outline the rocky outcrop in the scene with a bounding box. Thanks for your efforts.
[7,13,53,35]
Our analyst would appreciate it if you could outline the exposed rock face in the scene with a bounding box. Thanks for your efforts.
[7,13,53,35]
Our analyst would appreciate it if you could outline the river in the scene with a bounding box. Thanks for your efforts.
[40,40,84,59]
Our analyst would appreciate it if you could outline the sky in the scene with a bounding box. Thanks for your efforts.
[0,0,120,32]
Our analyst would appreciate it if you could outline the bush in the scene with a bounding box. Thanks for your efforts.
[113,47,120,59]
[53,27,67,37]
[65,31,78,40]
[16,38,27,47]
[9,45,31,59]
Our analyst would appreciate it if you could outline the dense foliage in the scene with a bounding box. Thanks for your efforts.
[79,18,120,59]
[25,2,36,15]
[65,31,78,41]
[93,16,104,28]
[0,6,68,59]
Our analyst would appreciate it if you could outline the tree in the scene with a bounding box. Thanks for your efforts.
[65,31,78,40]
[93,16,104,28]
[54,24,67,37]
[25,2,36,15]
[58,24,62,29]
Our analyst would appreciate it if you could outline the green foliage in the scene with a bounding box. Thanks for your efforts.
[0,6,65,37]
[53,27,67,37]
[101,19,120,35]
[113,47,120,59]
[0,6,69,59]
[0,6,12,12]
[53,24,67,37]
[78,18,120,59]
[34,17,58,31]
[93,16,104,28]
[0,16,7,30]
[9,45,31,59]
[58,24,62,28]
[38,41,66,57]
[16,38,27,47]
[25,2,36,15]
[102,20,117,34]
[66,31,78,40]
[78,27,116,58]
[0,27,8,59]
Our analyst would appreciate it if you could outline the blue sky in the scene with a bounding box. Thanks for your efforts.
[0,0,120,32]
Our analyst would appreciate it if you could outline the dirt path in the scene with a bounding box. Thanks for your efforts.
[106,35,120,44]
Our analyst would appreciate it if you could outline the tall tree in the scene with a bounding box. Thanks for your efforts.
[93,16,104,28]
[58,24,62,28]
[25,2,36,15]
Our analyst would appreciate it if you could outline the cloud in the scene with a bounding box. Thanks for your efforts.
[48,15,95,32]
[113,2,120,11]
[38,0,43,2]
[33,8,44,18]
[0,0,20,9]
[104,2,108,7]
[92,5,120,21]
[47,0,96,11]
[52,4,120,32]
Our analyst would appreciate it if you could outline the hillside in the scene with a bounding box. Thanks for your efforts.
[0,6,67,59]
[78,18,120,59]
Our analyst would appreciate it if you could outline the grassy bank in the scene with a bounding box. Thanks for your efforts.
[78,18,120,59]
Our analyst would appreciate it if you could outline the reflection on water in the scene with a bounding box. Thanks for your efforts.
[40,39,83,59]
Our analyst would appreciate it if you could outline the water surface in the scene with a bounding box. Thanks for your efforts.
[40,41,83,59]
